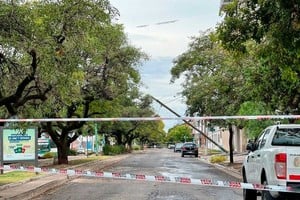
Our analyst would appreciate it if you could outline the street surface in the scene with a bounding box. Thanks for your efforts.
[33,148,243,200]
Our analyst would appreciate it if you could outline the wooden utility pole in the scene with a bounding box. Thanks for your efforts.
[151,96,228,153]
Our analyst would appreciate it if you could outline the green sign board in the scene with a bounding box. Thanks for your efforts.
[1,128,37,162]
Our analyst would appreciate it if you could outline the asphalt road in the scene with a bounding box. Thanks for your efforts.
[32,148,243,200]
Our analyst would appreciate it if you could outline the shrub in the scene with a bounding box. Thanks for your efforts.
[102,145,126,155]
[42,152,56,159]
[210,155,227,163]
[68,149,77,156]
[132,145,140,151]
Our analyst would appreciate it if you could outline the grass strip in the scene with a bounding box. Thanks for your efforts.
[0,155,112,186]
[0,171,40,186]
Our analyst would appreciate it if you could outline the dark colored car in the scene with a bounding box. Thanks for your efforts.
[181,142,198,157]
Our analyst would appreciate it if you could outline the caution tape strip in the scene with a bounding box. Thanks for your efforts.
[0,115,300,122]
[1,165,299,193]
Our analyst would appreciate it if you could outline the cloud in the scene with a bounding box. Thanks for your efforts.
[126,30,191,57]
[109,0,222,130]
[140,57,186,117]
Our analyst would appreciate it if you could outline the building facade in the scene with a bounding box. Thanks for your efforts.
[191,120,248,153]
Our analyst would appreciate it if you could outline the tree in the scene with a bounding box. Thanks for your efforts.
[107,95,165,150]
[170,31,259,163]
[166,124,193,143]
[0,2,53,120]
[170,1,300,163]
[217,0,300,116]
[0,0,147,164]
[38,11,146,163]
[237,101,274,139]
[171,32,246,117]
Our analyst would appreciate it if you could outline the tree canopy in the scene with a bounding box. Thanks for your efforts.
[217,0,300,116]
[170,1,300,140]
[166,124,193,143]
[0,0,161,164]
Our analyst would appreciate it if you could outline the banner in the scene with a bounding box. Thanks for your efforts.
[1,128,37,161]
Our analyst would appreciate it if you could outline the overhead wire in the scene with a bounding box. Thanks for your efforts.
[136,19,179,28]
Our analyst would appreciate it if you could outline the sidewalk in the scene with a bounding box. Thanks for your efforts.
[199,151,246,180]
[0,155,129,200]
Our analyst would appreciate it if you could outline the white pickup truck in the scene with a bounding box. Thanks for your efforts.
[242,124,300,200]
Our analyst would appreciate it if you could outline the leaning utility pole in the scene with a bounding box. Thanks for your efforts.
[151,96,228,153]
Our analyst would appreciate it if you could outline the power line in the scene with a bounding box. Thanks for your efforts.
[136,19,179,28]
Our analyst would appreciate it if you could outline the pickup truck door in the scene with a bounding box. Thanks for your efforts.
[252,129,271,182]
[246,129,270,183]
[245,151,256,182]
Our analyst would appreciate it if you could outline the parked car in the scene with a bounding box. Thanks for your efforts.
[174,143,183,152]
[168,144,175,149]
[181,142,198,157]
[76,147,85,154]
[243,124,300,200]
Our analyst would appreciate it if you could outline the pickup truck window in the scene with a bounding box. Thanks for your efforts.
[259,129,270,149]
[272,128,300,146]
[256,129,270,149]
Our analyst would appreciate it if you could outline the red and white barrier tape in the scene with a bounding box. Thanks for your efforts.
[1,165,299,193]
[0,115,300,122]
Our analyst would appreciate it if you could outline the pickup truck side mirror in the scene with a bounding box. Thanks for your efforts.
[246,141,256,152]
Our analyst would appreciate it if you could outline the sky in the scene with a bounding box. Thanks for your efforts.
[109,0,223,130]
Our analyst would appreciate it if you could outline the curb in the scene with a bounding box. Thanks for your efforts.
[214,163,242,181]
[198,157,243,181]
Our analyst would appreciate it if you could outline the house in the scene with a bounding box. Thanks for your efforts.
[191,119,248,153]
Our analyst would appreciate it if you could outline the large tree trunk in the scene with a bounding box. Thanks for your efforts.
[228,123,234,164]
[50,129,71,165]
[57,143,70,164]
[115,132,122,145]
[127,140,133,152]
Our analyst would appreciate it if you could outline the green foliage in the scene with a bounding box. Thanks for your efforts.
[0,0,149,164]
[166,124,193,143]
[132,145,140,151]
[68,149,77,156]
[102,145,126,155]
[0,171,40,186]
[217,0,300,116]
[171,10,299,134]
[106,95,165,148]
[218,1,300,53]
[171,31,246,119]
[210,155,227,163]
[41,152,56,159]
[237,101,273,138]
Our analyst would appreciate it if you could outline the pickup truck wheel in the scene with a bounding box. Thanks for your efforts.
[261,180,276,200]
[243,173,257,200]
